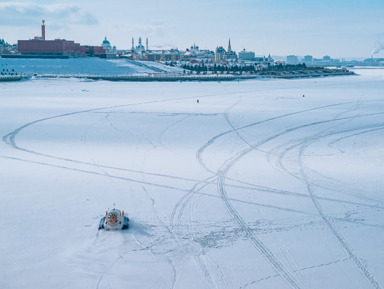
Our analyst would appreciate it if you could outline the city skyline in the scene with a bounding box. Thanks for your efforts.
[1,0,384,58]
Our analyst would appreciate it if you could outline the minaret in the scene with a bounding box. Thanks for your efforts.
[139,37,142,46]
[228,38,232,52]
[42,20,46,40]
[132,37,135,51]
[146,37,148,51]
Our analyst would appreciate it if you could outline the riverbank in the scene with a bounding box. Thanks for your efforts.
[0,57,354,82]
[0,75,23,81]
[13,69,353,82]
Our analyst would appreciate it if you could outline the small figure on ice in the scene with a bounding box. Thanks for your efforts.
[99,205,129,230]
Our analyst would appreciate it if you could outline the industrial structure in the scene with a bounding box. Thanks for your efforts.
[15,20,105,58]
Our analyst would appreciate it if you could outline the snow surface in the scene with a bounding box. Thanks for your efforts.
[0,57,182,76]
[1,68,384,289]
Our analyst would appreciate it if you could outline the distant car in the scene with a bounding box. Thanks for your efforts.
[99,208,129,230]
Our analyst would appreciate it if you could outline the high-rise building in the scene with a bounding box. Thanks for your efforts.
[287,55,299,65]
[215,46,226,62]
[303,55,313,64]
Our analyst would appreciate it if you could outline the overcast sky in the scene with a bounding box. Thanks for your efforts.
[1,0,384,58]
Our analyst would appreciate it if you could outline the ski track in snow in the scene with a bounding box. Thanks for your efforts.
[2,75,384,288]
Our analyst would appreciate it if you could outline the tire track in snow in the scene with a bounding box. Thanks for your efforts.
[169,175,225,288]
[275,125,384,205]
[299,147,383,289]
[227,178,384,210]
[271,122,384,289]
[261,99,384,288]
[196,101,364,173]
[1,155,187,192]
[168,96,249,289]
[269,101,384,205]
[5,97,381,214]
[197,102,384,288]
[216,148,304,289]
[240,257,351,289]
[0,153,332,217]
[274,122,384,289]
[142,187,177,289]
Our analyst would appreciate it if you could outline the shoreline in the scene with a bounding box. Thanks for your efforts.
[0,70,355,82]
[0,75,23,82]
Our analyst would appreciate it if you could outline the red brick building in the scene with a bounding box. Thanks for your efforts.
[17,20,105,57]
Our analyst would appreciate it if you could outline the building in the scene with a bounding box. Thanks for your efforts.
[16,20,105,57]
[145,49,182,62]
[18,39,86,55]
[312,55,341,66]
[134,37,145,52]
[215,46,226,62]
[100,37,117,58]
[286,55,299,65]
[303,55,313,65]
[238,49,255,61]
[225,39,237,59]
[183,44,214,61]
[101,37,112,51]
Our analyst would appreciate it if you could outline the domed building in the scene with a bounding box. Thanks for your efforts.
[136,37,145,52]
[101,37,112,52]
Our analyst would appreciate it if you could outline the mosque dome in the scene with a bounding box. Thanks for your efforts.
[102,37,112,51]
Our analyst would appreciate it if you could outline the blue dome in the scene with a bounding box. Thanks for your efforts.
[103,39,110,44]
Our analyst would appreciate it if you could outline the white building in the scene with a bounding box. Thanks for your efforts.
[287,55,299,65]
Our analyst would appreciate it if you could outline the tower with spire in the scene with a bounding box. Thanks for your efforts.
[41,20,46,41]
[225,38,237,60]
[146,37,148,51]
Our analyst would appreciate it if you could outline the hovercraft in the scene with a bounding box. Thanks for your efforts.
[99,208,129,230]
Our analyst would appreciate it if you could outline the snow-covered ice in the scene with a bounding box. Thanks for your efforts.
[1,68,384,289]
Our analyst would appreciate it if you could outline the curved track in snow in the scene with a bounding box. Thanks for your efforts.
[195,100,384,289]
[2,75,384,288]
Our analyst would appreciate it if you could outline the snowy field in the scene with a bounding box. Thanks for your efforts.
[1,68,384,289]
[0,57,182,76]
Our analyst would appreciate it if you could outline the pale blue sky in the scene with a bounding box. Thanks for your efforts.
[1,0,384,58]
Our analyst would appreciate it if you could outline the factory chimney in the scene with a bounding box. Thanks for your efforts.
[42,20,45,40]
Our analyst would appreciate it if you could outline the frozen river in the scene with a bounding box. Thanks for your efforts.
[1,69,384,289]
